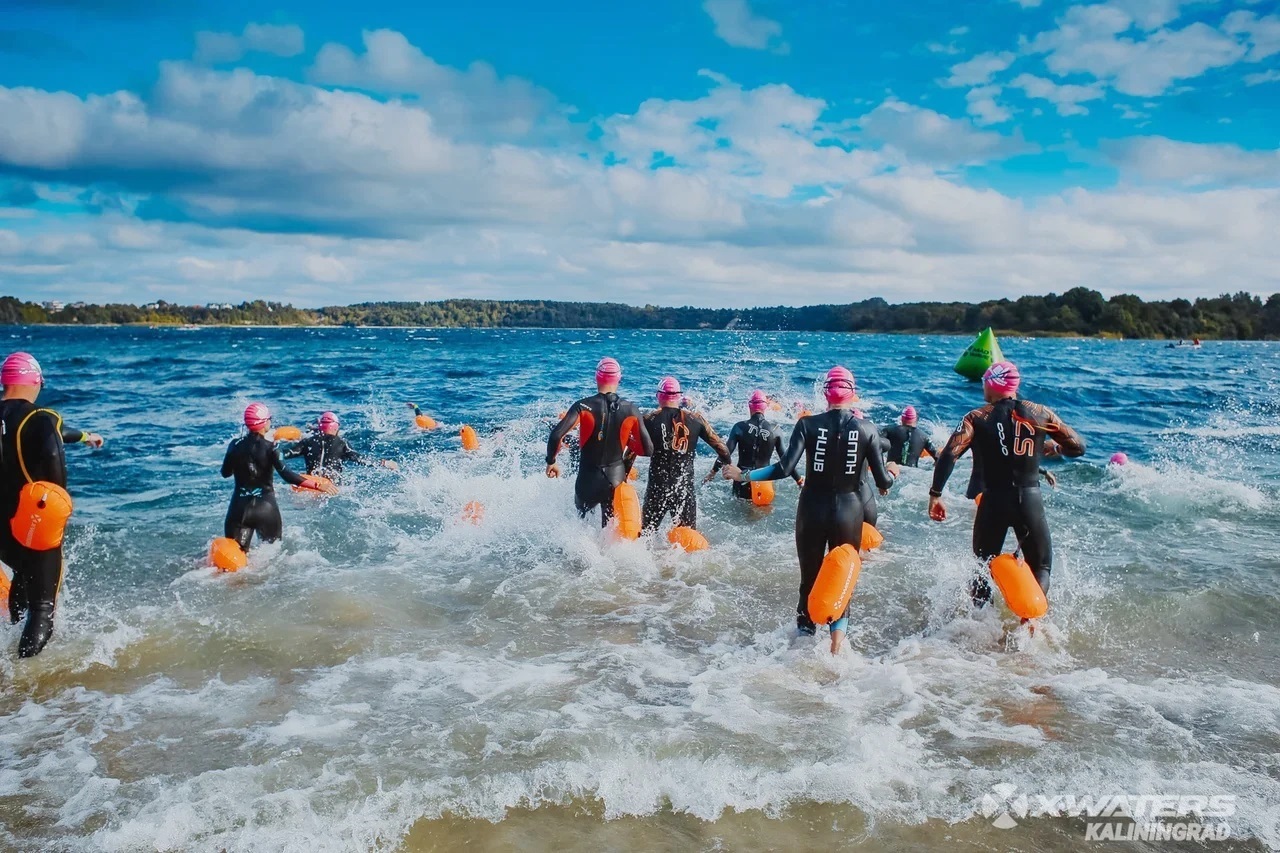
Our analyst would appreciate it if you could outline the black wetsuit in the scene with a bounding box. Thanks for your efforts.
[221,432,307,550]
[931,397,1085,605]
[747,409,895,633]
[283,434,366,481]
[548,393,653,527]
[0,402,69,657]
[711,413,801,500]
[639,407,731,531]
[880,424,936,468]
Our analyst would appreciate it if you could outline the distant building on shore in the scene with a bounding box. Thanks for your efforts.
[42,300,65,312]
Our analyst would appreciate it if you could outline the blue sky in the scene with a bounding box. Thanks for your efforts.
[0,0,1277,307]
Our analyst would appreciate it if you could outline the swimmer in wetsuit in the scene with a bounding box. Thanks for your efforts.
[222,403,333,551]
[723,367,898,654]
[880,406,936,468]
[928,361,1085,607]
[283,412,397,482]
[707,390,803,498]
[0,352,102,657]
[546,357,653,527]
[638,377,731,532]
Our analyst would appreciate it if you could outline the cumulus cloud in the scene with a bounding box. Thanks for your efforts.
[1010,73,1106,115]
[194,22,304,65]
[965,85,1013,125]
[702,0,789,53]
[1027,4,1247,97]
[1105,137,1280,186]
[1222,10,1280,61]
[943,51,1016,87]
[1,27,1278,306]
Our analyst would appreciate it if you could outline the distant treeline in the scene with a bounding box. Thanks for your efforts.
[7,288,1280,339]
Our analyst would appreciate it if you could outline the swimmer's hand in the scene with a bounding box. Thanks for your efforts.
[886,462,901,477]
[702,470,718,484]
[721,464,743,482]
[303,475,339,496]
[381,460,399,471]
[1043,469,1057,488]
[545,463,562,479]
[82,432,105,449]
[1043,441,1061,459]
[795,476,804,488]
[928,495,947,521]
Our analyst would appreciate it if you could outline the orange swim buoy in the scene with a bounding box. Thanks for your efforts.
[462,500,485,524]
[292,475,337,496]
[667,526,709,552]
[272,426,302,442]
[415,414,437,430]
[0,567,10,611]
[612,482,642,540]
[860,522,883,551]
[460,425,480,451]
[11,481,73,551]
[627,467,639,482]
[750,480,775,506]
[807,544,862,625]
[210,537,247,572]
[974,493,983,507]
[989,554,1048,619]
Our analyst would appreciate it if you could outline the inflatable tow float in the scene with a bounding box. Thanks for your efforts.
[989,553,1048,619]
[808,544,862,626]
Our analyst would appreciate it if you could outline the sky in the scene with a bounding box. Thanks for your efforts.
[0,0,1277,308]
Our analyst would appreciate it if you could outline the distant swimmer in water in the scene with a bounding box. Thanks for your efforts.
[0,352,101,657]
[546,357,653,527]
[880,406,936,468]
[222,403,334,551]
[708,390,803,498]
[283,412,398,482]
[928,362,1085,608]
[635,377,731,533]
[723,367,898,653]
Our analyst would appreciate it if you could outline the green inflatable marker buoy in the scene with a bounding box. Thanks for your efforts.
[954,327,1004,381]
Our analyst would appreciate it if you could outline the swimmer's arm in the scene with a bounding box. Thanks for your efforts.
[340,440,369,466]
[220,441,236,478]
[271,446,307,487]
[59,426,104,448]
[630,404,655,458]
[697,415,733,465]
[546,407,580,465]
[930,413,975,496]
[774,433,803,484]
[865,424,895,491]
[744,422,805,482]
[1041,406,1086,458]
[281,442,303,459]
[711,424,740,474]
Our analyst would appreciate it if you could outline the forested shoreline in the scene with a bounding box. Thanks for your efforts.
[7,288,1279,339]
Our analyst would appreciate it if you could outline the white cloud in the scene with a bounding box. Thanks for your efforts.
[1222,11,1280,61]
[858,99,1031,165]
[942,51,1016,87]
[1,29,1278,306]
[194,22,304,65]
[1244,68,1280,85]
[1028,4,1246,96]
[702,0,789,53]
[965,85,1013,125]
[1010,72,1106,115]
[309,29,569,142]
[1106,137,1280,186]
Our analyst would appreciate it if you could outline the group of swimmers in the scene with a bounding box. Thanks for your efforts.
[0,347,1083,659]
[546,357,1084,653]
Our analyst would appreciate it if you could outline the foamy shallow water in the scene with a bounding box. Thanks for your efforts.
[1,327,1277,851]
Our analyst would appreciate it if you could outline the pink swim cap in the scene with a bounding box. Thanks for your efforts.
[901,406,917,424]
[595,357,621,385]
[748,390,768,413]
[244,402,272,430]
[657,376,682,404]
[319,411,340,434]
[1,352,42,387]
[823,366,857,406]
[983,361,1021,395]
[1109,452,1128,466]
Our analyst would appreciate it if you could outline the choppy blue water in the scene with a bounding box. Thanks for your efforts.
[1,325,1278,852]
